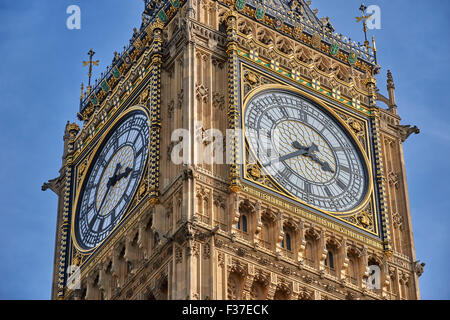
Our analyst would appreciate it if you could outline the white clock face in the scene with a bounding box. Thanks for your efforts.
[244,89,368,213]
[75,111,149,250]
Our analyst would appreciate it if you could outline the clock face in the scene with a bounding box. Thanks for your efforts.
[244,89,368,213]
[75,110,149,250]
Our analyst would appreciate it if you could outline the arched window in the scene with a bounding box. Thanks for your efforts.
[236,215,248,233]
[281,233,292,251]
[242,215,248,233]
[324,243,339,276]
[304,236,316,268]
[347,252,360,286]
[325,250,334,269]
[286,233,291,251]
[260,221,272,250]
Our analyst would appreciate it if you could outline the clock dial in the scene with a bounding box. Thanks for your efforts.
[244,89,368,213]
[75,110,149,250]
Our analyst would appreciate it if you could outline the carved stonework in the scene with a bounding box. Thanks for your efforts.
[48,0,420,301]
[212,92,225,110]
[218,252,225,268]
[77,158,89,185]
[195,83,209,103]
[175,246,183,264]
[242,68,274,97]
[336,110,367,149]
[341,203,375,233]
[397,125,420,142]
[167,100,175,118]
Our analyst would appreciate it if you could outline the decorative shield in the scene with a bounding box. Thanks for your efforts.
[90,94,98,106]
[235,0,245,11]
[158,9,167,23]
[312,33,321,49]
[255,7,265,20]
[330,43,339,56]
[170,0,180,8]
[112,66,121,79]
[101,80,109,93]
[348,51,357,64]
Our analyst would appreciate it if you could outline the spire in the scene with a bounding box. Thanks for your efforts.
[82,49,100,93]
[387,70,397,114]
[356,3,372,49]
[387,69,395,90]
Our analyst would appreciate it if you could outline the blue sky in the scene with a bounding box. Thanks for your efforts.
[0,0,448,300]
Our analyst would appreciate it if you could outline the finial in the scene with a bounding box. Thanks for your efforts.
[356,2,373,49]
[80,83,84,101]
[82,48,100,93]
[386,70,397,113]
[387,70,395,90]
[372,36,378,64]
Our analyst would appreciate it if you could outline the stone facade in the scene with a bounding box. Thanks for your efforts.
[45,0,421,300]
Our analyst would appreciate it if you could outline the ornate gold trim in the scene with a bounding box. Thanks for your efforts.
[70,106,151,253]
[240,83,379,236]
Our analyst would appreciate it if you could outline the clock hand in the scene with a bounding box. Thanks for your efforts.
[98,183,111,212]
[107,163,122,188]
[262,141,311,167]
[98,167,133,213]
[99,163,123,213]
[115,167,133,182]
[261,148,308,167]
[306,152,335,174]
[284,141,336,173]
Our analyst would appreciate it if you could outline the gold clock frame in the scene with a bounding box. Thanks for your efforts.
[70,105,151,253]
[240,81,380,237]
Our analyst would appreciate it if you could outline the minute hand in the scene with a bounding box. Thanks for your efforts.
[262,149,308,167]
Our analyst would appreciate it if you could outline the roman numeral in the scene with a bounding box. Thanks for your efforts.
[324,186,333,197]
[87,202,95,212]
[298,110,308,123]
[113,135,119,151]
[339,165,351,174]
[136,146,145,157]
[280,167,291,178]
[133,133,141,145]
[98,219,104,232]
[304,182,311,194]
[336,178,347,191]
[88,216,97,230]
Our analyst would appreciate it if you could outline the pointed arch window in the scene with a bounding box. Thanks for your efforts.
[281,233,292,251]
[324,250,335,269]
[236,215,248,233]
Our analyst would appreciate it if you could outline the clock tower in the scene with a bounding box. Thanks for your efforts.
[44,0,423,300]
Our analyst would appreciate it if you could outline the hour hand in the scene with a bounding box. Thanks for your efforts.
[116,167,133,181]
[308,153,335,174]
[292,141,307,150]
[107,163,122,188]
